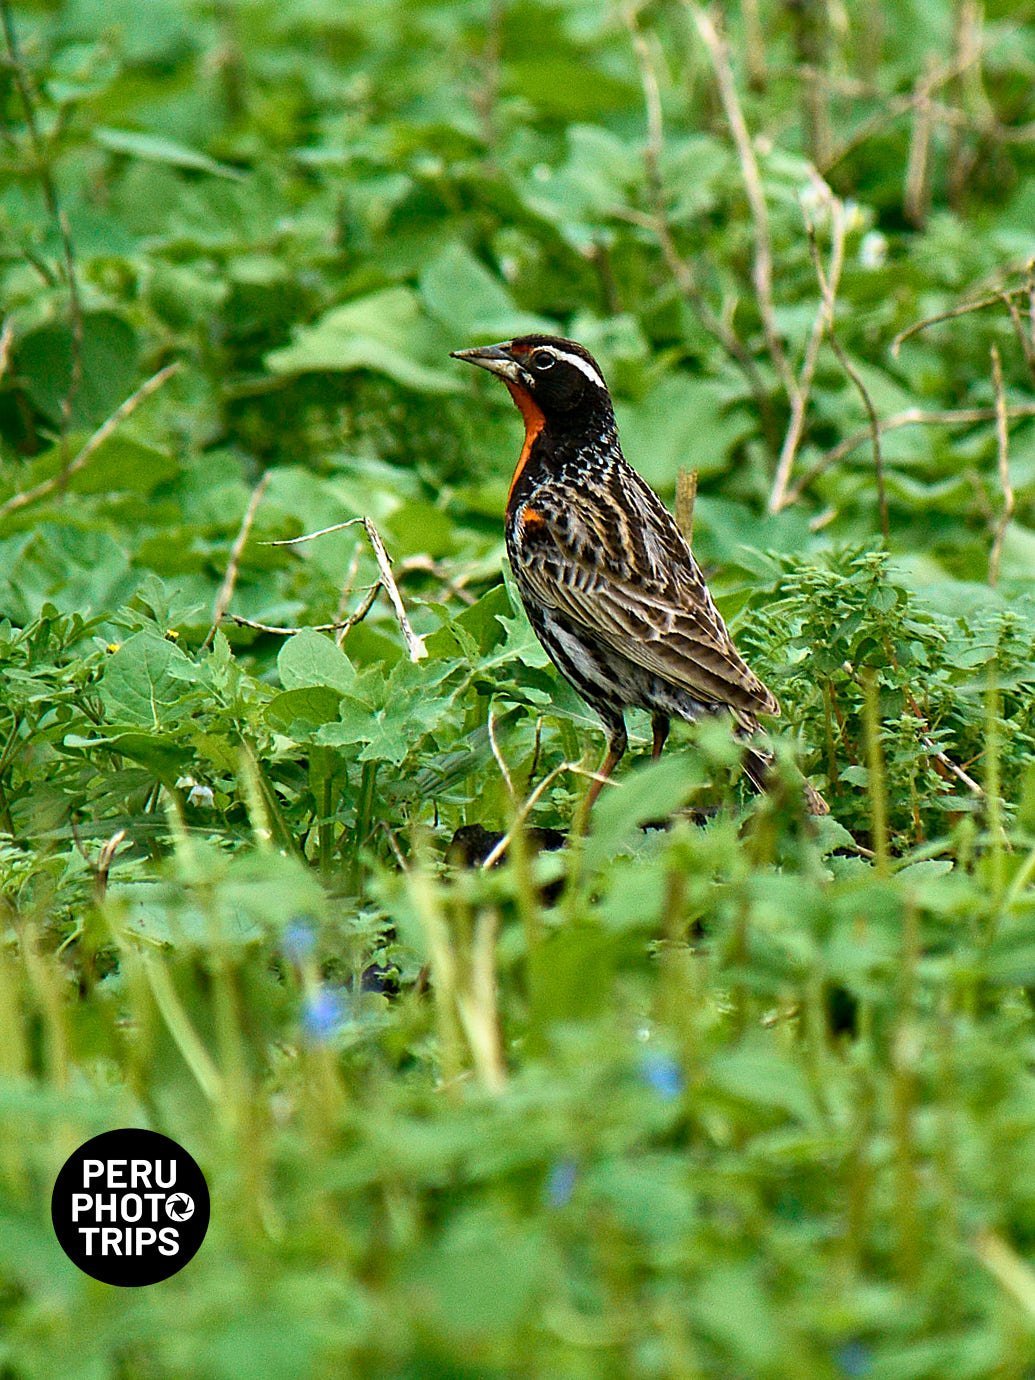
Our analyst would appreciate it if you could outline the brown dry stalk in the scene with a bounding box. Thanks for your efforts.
[0,318,13,381]
[361,518,427,662]
[0,362,180,519]
[688,4,796,403]
[821,50,982,176]
[675,468,698,545]
[226,584,380,638]
[891,282,1032,356]
[768,186,848,514]
[988,345,1014,587]
[204,470,271,648]
[333,539,364,645]
[792,198,888,540]
[625,8,776,448]
[781,401,1035,509]
[267,517,427,661]
[903,58,937,227]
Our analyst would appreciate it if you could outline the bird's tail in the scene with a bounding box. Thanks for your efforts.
[742,746,829,817]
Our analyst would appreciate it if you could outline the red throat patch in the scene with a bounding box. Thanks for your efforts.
[505,381,545,504]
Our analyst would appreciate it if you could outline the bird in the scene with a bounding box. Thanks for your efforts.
[450,335,828,815]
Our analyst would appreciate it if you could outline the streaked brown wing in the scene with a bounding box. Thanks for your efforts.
[514,476,779,721]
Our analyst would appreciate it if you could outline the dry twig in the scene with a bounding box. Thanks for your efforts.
[821,51,983,176]
[481,761,609,870]
[999,265,1035,384]
[487,702,515,802]
[225,586,380,639]
[903,56,937,227]
[333,540,364,645]
[768,185,848,514]
[625,8,776,448]
[988,345,1014,587]
[675,467,698,545]
[204,470,271,648]
[0,318,13,381]
[892,282,1032,356]
[791,198,888,540]
[268,517,427,661]
[781,400,1035,508]
[0,362,180,519]
[688,4,796,402]
[361,518,427,661]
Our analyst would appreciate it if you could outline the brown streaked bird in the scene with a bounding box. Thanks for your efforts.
[451,335,828,815]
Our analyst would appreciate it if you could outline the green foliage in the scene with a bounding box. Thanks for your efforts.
[2,0,1035,1376]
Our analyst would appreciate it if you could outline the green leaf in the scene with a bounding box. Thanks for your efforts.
[265,287,461,394]
[277,630,356,694]
[15,312,139,429]
[265,687,345,735]
[420,244,552,339]
[615,375,751,488]
[98,632,200,729]
[585,757,703,870]
[94,126,245,180]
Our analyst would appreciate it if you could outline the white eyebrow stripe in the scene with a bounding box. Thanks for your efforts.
[537,346,607,391]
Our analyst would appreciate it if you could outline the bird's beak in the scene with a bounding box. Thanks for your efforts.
[450,342,528,386]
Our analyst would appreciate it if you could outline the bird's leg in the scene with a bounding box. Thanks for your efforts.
[586,718,627,809]
[651,714,670,761]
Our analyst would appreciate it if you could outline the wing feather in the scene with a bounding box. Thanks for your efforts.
[513,474,779,720]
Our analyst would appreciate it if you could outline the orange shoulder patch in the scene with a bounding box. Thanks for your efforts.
[521,506,547,531]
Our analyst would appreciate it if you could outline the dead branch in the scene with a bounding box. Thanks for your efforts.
[988,345,1014,587]
[780,401,1035,509]
[0,362,180,519]
[333,539,364,645]
[362,518,427,662]
[892,284,1031,356]
[225,585,380,638]
[204,470,271,648]
[487,702,515,801]
[688,4,796,403]
[481,761,609,870]
[797,201,888,540]
[768,184,848,514]
[625,7,777,448]
[268,516,426,661]
[0,317,13,382]
[675,467,698,545]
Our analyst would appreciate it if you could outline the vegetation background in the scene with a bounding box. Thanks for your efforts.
[2,0,1035,1374]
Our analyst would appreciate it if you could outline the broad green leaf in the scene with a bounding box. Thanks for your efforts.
[98,632,200,729]
[15,312,139,429]
[278,630,356,694]
[266,687,345,735]
[615,375,751,487]
[585,756,703,871]
[94,126,245,180]
[265,287,461,394]
[420,243,552,339]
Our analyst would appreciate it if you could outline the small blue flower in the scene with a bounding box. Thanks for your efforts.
[544,1158,578,1209]
[283,919,316,964]
[835,1340,872,1378]
[301,985,345,1042]
[640,1051,684,1100]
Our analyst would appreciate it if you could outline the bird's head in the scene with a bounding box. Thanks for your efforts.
[450,335,614,431]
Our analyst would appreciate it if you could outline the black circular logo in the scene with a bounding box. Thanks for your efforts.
[51,1128,210,1287]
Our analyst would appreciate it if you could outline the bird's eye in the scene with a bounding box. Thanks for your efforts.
[531,350,555,371]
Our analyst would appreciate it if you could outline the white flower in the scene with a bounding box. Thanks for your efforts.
[858,230,888,269]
